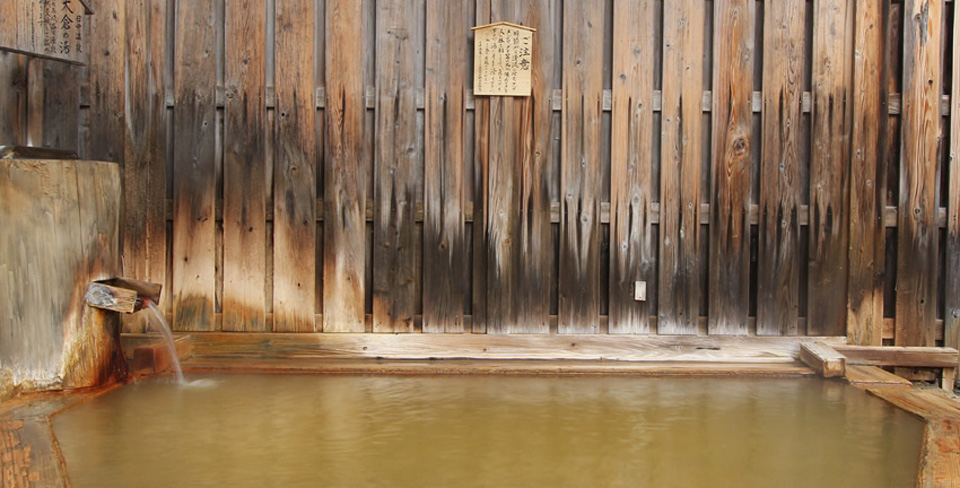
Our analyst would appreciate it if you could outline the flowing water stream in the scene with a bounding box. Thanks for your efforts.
[144,301,184,384]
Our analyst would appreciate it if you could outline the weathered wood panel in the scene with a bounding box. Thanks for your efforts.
[273,0,317,333]
[658,0,704,335]
[808,0,853,336]
[223,0,266,332]
[896,0,941,347]
[945,1,960,352]
[122,0,166,334]
[472,0,491,333]
[323,0,367,332]
[423,0,468,333]
[85,0,124,160]
[708,0,754,335]
[847,0,887,346]
[172,0,217,331]
[756,0,804,336]
[514,0,555,334]
[559,0,604,334]
[608,0,654,334]
[0,51,27,145]
[26,60,79,152]
[373,0,421,333]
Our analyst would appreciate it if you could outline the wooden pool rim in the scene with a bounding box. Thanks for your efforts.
[3,337,960,487]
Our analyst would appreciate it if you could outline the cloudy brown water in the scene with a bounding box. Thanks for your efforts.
[54,374,923,487]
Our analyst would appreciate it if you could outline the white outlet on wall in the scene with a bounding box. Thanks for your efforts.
[634,281,646,302]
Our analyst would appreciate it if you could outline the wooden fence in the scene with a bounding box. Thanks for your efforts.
[2,0,959,346]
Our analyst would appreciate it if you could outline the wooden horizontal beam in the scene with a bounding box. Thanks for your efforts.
[142,87,953,117]
[834,346,960,369]
[799,342,846,378]
[180,357,816,377]
[164,198,949,230]
[182,333,845,363]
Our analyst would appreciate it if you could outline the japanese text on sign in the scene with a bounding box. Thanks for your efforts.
[472,22,534,97]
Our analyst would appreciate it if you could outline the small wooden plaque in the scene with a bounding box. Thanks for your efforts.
[472,22,535,97]
[0,0,90,65]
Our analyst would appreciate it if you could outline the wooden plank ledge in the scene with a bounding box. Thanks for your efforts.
[180,357,816,377]
[845,365,912,386]
[834,346,960,369]
[863,386,960,421]
[178,333,847,363]
[800,342,846,377]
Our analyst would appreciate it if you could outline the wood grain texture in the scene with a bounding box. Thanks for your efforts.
[756,0,804,336]
[85,0,124,160]
[514,0,556,334]
[658,0,704,335]
[0,51,27,145]
[608,0,654,334]
[808,0,853,336]
[472,0,491,333]
[480,0,557,335]
[26,60,79,152]
[423,0,468,333]
[185,332,847,363]
[373,0,421,333]
[122,0,167,334]
[798,341,845,377]
[917,419,960,488]
[182,356,817,376]
[559,0,604,334]
[896,0,941,346]
[708,0,754,335]
[0,417,68,487]
[323,0,367,332]
[946,1,960,352]
[223,0,266,332]
[273,0,317,333]
[835,345,959,368]
[847,0,887,346]
[844,364,913,385]
[172,0,217,331]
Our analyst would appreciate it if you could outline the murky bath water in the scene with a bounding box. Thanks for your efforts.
[54,374,923,487]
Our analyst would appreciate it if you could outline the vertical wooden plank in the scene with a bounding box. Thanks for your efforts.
[86,0,124,160]
[948,0,960,351]
[173,0,217,331]
[708,0,754,335]
[472,0,491,333]
[847,0,887,346]
[0,51,27,145]
[424,0,467,333]
[323,0,366,332]
[659,0,704,335]
[896,0,941,347]
[559,0,604,334]
[372,0,420,333]
[223,0,266,332]
[27,60,79,152]
[514,0,556,334]
[122,0,167,333]
[484,82,519,334]
[273,0,317,333]
[808,0,853,337]
[608,0,654,334]
[756,0,804,336]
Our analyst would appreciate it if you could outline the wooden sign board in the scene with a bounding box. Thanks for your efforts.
[472,22,535,97]
[0,0,92,65]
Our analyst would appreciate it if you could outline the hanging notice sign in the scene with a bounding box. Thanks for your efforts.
[472,22,535,97]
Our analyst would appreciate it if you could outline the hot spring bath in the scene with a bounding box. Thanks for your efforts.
[52,374,923,487]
